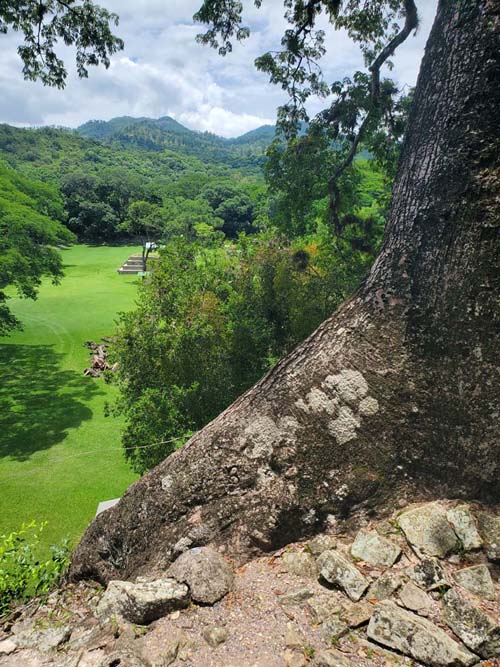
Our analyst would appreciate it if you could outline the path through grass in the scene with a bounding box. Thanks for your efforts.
[0,245,140,551]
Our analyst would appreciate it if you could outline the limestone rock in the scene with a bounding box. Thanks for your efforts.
[398,581,432,613]
[96,578,189,624]
[367,570,402,600]
[283,551,318,579]
[477,513,500,561]
[398,503,459,558]
[284,649,308,667]
[408,558,449,591]
[14,625,72,652]
[339,600,373,627]
[453,565,496,600]
[307,535,338,558]
[443,588,500,659]
[306,593,341,623]
[278,587,315,606]
[350,529,401,568]
[284,622,306,648]
[168,546,234,604]
[153,630,193,666]
[314,649,354,666]
[317,550,369,601]
[367,600,478,667]
[447,506,482,551]
[323,616,348,639]
[0,640,17,655]
[202,625,229,648]
[67,625,113,653]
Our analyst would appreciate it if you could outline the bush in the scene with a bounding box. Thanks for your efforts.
[0,521,70,618]
[114,225,382,474]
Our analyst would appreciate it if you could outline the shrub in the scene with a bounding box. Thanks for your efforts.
[0,521,70,618]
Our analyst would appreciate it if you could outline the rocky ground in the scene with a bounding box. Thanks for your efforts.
[0,500,499,667]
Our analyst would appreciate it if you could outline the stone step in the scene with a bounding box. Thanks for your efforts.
[118,253,158,275]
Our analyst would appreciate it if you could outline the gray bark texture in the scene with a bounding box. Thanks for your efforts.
[70,0,500,583]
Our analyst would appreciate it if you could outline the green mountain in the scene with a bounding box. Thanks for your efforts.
[77,116,193,141]
[227,125,276,146]
[0,123,228,185]
[75,116,276,167]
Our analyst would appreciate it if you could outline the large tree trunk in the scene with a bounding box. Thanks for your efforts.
[70,0,499,583]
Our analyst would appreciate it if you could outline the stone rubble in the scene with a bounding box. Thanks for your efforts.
[453,565,496,600]
[202,625,229,648]
[477,513,500,561]
[306,535,337,557]
[95,577,190,624]
[443,588,500,659]
[367,569,402,600]
[398,580,433,614]
[367,600,478,667]
[316,549,369,601]
[338,599,373,627]
[1,499,498,667]
[350,529,401,568]
[313,648,354,666]
[446,505,483,551]
[282,551,318,579]
[408,557,450,591]
[398,503,459,558]
[167,546,234,605]
[13,624,72,652]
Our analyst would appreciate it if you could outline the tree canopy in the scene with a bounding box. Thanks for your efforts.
[0,160,75,334]
[0,0,123,87]
[195,0,419,227]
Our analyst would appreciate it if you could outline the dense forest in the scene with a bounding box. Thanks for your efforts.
[77,115,276,167]
[0,117,391,472]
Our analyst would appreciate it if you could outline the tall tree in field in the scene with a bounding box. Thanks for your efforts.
[69,0,500,583]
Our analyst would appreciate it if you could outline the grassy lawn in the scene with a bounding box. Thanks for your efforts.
[0,245,140,551]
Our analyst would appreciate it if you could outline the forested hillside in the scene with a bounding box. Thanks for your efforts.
[0,116,390,472]
[0,123,268,242]
[76,115,275,167]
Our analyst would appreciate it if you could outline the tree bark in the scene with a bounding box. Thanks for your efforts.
[70,0,500,583]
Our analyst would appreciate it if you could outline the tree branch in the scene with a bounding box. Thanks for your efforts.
[327,0,419,230]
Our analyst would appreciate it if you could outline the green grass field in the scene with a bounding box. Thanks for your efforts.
[0,245,140,551]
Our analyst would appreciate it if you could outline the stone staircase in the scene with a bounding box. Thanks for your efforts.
[117,254,144,275]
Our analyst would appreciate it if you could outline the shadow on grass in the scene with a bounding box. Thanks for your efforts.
[0,344,102,460]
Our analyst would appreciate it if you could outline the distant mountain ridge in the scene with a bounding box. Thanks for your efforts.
[75,116,276,167]
[76,116,275,144]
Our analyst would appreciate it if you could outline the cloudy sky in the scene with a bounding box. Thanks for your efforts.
[0,0,438,138]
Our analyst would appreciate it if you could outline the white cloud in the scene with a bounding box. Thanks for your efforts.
[0,0,438,137]
[176,106,275,138]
